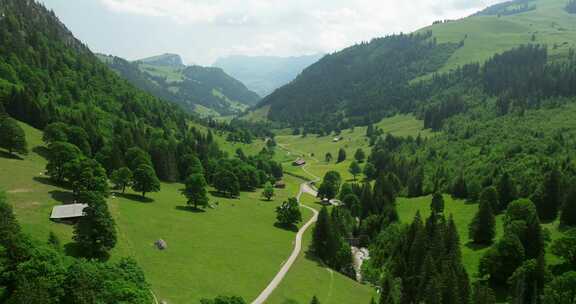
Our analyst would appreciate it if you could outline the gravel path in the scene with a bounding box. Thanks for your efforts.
[251,182,319,304]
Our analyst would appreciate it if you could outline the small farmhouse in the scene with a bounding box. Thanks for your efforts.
[275,180,286,188]
[50,203,88,221]
[292,158,306,166]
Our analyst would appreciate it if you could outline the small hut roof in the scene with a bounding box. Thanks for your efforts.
[50,204,88,219]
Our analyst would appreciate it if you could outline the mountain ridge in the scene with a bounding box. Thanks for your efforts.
[99,53,261,116]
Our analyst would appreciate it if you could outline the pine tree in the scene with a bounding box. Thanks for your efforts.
[479,186,500,214]
[360,183,374,219]
[354,148,366,163]
[452,174,468,199]
[498,172,516,211]
[469,198,496,245]
[472,282,496,304]
[533,168,563,222]
[431,192,445,215]
[74,192,117,260]
[313,207,337,264]
[337,148,347,163]
[310,296,320,304]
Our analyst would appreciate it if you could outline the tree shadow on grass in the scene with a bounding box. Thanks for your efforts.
[32,146,50,159]
[49,190,74,204]
[208,190,236,199]
[63,242,83,258]
[465,241,491,251]
[175,205,206,213]
[274,222,298,233]
[116,193,154,203]
[304,248,327,268]
[33,176,70,189]
[0,150,23,160]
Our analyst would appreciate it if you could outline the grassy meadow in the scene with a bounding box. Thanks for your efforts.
[275,114,432,181]
[419,0,576,75]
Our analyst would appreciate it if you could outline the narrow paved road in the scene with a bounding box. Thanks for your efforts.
[251,171,319,304]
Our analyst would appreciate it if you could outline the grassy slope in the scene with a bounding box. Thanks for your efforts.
[421,0,576,75]
[275,115,432,181]
[0,121,325,303]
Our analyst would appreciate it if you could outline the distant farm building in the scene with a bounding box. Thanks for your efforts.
[275,180,286,189]
[50,204,88,222]
[293,158,306,166]
[333,137,342,142]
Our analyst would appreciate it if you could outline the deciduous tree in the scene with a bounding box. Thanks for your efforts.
[110,167,132,193]
[183,174,209,209]
[74,192,117,260]
[261,182,275,201]
[0,115,27,156]
[132,164,160,198]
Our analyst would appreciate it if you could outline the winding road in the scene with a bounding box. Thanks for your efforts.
[251,161,320,304]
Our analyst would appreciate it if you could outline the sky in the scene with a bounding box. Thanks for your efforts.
[39,0,505,66]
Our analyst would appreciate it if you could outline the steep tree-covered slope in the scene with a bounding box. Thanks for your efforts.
[100,53,261,116]
[213,54,324,97]
[255,0,576,128]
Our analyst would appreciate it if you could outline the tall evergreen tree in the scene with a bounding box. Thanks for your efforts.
[312,207,337,264]
[469,198,496,245]
[431,192,445,215]
[73,192,117,260]
[533,168,563,222]
[498,172,516,212]
[337,148,347,163]
[561,186,576,227]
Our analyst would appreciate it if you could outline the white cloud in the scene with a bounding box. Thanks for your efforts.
[92,0,506,64]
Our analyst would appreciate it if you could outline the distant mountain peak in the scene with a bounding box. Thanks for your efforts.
[138,53,185,68]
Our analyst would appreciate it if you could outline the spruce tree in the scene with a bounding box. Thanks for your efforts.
[337,148,347,163]
[452,174,468,199]
[533,168,563,222]
[310,296,320,304]
[312,207,336,264]
[469,198,496,245]
[472,283,496,304]
[74,192,117,260]
[561,187,576,227]
[479,186,500,214]
[431,192,445,215]
[497,172,516,211]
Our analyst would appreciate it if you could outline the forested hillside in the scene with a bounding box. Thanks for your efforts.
[100,53,260,116]
[255,0,576,129]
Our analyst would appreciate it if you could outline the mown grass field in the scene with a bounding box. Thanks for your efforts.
[419,0,576,75]
[109,176,308,303]
[275,114,432,181]
[268,194,377,304]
